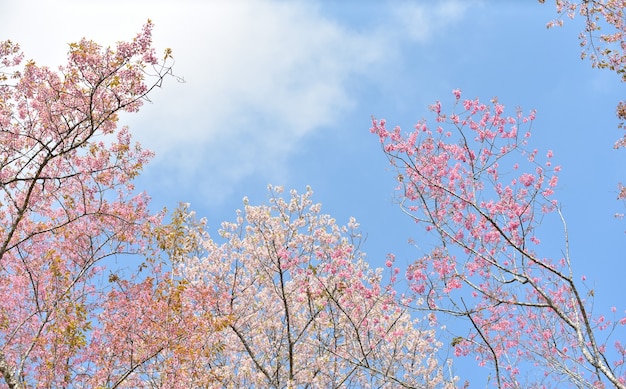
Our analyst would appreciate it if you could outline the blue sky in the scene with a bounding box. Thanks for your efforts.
[3,0,626,384]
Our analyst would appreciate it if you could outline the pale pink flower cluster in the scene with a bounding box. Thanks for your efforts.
[175,185,457,388]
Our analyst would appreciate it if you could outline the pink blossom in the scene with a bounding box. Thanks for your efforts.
[370,89,626,388]
[519,173,536,187]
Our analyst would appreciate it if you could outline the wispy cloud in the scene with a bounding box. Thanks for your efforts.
[390,0,475,43]
[125,0,389,202]
[2,0,471,204]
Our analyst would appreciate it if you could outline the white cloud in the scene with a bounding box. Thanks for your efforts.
[126,0,388,202]
[1,1,471,204]
[390,0,474,43]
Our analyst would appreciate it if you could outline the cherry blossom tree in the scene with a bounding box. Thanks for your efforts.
[546,0,626,78]
[0,22,209,388]
[546,1,626,163]
[371,91,626,388]
[170,185,456,388]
